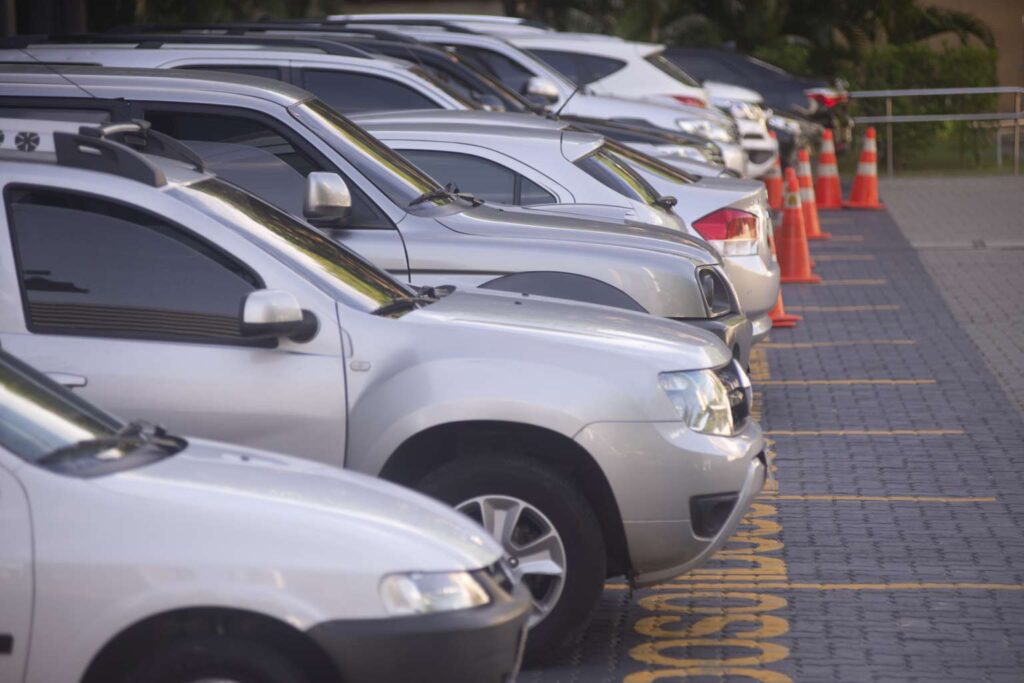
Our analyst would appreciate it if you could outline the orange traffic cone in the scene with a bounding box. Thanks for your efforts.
[797,148,830,240]
[845,127,885,209]
[767,234,801,327]
[779,168,820,284]
[763,131,783,211]
[814,129,843,210]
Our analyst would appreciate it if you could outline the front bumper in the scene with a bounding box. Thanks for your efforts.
[307,577,530,683]
[675,311,753,369]
[574,418,766,586]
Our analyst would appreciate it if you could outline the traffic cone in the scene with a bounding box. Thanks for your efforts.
[845,127,885,209]
[763,131,783,211]
[767,233,801,327]
[814,129,843,210]
[779,168,820,284]
[797,148,830,240]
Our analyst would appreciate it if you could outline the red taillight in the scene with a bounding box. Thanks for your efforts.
[672,95,706,108]
[693,209,758,242]
[805,89,849,109]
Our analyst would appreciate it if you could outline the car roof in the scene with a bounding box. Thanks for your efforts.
[0,63,313,106]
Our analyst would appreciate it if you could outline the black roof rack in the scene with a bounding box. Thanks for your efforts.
[52,119,207,187]
[322,18,480,34]
[0,32,374,58]
[107,21,425,44]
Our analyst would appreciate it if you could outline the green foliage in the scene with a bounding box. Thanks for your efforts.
[750,43,813,77]
[841,43,998,167]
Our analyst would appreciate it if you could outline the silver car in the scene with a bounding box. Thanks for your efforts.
[0,118,766,657]
[0,348,530,683]
[0,64,752,363]
[353,111,780,343]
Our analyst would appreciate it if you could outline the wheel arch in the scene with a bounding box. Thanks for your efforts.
[379,420,632,577]
[81,607,341,683]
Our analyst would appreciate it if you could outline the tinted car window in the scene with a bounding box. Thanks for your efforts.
[575,149,661,205]
[528,49,626,86]
[178,64,285,81]
[400,149,555,206]
[442,45,534,94]
[644,52,702,88]
[300,70,440,113]
[8,188,259,343]
[142,108,392,229]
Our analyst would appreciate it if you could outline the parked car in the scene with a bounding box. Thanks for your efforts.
[663,47,852,152]
[0,117,767,656]
[352,113,779,342]
[0,347,530,683]
[0,64,753,364]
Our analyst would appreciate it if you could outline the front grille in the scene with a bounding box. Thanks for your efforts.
[716,359,752,427]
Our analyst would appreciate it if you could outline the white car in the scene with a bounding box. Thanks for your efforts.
[0,348,530,683]
[505,33,779,178]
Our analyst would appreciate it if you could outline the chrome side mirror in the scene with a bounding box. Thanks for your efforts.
[303,172,352,228]
[240,290,317,343]
[523,76,560,103]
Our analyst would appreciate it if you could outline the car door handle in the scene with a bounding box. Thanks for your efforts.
[46,372,87,388]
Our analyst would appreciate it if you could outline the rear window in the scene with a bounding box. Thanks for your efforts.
[527,49,626,86]
[574,148,661,206]
[644,52,701,88]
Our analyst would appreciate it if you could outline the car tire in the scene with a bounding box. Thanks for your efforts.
[124,635,310,683]
[416,452,607,663]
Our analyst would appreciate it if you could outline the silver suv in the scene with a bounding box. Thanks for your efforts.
[0,64,753,364]
[0,118,766,657]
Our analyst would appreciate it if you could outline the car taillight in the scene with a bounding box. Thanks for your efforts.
[693,208,759,256]
[672,95,706,108]
[805,89,849,109]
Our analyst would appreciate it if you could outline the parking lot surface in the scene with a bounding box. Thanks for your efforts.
[525,192,1024,682]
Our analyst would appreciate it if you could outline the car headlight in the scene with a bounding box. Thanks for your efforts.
[768,115,802,134]
[379,571,490,615]
[651,144,712,163]
[676,119,710,136]
[659,369,735,435]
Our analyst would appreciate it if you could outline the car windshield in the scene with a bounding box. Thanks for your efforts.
[604,140,698,185]
[407,64,479,109]
[645,51,702,88]
[0,351,120,462]
[179,178,413,311]
[574,146,662,206]
[290,98,453,208]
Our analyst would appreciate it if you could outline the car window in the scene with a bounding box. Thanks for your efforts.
[0,351,121,463]
[177,64,285,81]
[300,70,441,114]
[574,148,661,205]
[528,49,626,86]
[7,187,261,344]
[141,107,393,229]
[441,44,534,94]
[644,52,702,88]
[400,149,555,206]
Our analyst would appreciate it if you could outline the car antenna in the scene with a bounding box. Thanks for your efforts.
[551,84,580,120]
[18,47,97,99]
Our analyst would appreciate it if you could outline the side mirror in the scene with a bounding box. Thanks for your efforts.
[522,76,559,103]
[303,172,351,228]
[240,290,318,343]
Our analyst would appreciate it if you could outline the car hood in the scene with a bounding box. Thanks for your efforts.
[566,92,728,124]
[439,203,717,264]
[95,443,503,571]
[410,288,730,369]
[704,81,764,104]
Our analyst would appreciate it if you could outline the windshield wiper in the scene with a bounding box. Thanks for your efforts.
[37,420,183,466]
[372,295,437,317]
[409,182,484,207]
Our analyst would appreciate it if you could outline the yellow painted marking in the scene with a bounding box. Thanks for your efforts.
[759,378,935,386]
[759,494,996,503]
[819,278,887,286]
[626,667,794,682]
[766,429,964,436]
[748,347,770,381]
[812,254,875,262]
[761,339,915,349]
[610,582,1024,592]
[786,304,901,312]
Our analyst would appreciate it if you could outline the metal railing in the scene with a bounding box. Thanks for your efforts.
[849,86,1024,176]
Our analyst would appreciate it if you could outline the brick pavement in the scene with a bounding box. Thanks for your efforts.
[526,203,1024,682]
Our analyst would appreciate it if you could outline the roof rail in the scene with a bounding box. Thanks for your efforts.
[326,13,552,30]
[321,18,480,34]
[107,22,424,44]
[0,32,373,58]
[54,130,167,187]
[81,120,206,172]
